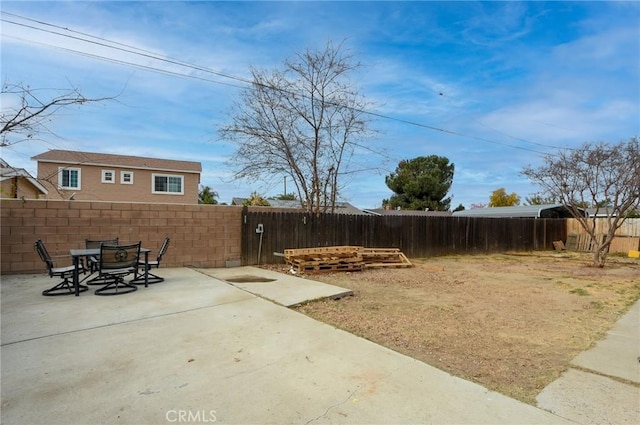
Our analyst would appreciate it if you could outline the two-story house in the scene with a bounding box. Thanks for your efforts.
[32,150,202,204]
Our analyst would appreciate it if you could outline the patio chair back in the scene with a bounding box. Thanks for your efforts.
[35,239,90,296]
[156,236,171,263]
[95,241,141,296]
[99,242,141,272]
[85,237,119,249]
[132,237,170,286]
[34,239,54,276]
[84,237,120,277]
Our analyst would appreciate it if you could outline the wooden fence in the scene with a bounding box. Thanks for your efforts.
[566,217,640,253]
[567,218,640,237]
[241,209,567,265]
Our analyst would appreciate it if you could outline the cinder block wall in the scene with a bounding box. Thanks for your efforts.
[1,199,242,274]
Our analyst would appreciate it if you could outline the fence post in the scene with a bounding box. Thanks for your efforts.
[240,206,248,266]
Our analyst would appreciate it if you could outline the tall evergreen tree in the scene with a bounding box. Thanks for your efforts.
[384,155,454,211]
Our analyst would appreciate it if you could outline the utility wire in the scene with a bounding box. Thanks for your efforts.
[2,11,555,155]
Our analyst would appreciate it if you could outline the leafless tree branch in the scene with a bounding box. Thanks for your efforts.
[1,81,116,147]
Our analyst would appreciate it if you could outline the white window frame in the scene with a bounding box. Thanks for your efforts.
[152,173,184,195]
[101,170,115,184]
[58,167,81,190]
[120,171,134,185]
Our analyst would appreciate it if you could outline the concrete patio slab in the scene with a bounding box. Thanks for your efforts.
[536,300,640,424]
[536,369,639,425]
[1,268,570,425]
[1,268,253,344]
[199,266,353,307]
[571,300,640,384]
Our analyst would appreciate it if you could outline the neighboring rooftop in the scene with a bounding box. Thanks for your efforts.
[0,158,48,195]
[366,208,452,217]
[32,149,202,173]
[232,197,370,215]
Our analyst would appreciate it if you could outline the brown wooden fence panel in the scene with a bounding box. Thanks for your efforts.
[241,210,567,265]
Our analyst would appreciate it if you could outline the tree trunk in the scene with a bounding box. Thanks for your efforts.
[593,244,609,268]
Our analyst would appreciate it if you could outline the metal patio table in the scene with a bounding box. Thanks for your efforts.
[70,247,151,296]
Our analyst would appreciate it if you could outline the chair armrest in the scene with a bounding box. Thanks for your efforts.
[49,254,73,268]
[50,255,86,271]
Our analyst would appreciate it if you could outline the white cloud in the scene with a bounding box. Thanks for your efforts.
[2,1,637,210]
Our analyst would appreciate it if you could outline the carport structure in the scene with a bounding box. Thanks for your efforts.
[452,203,586,219]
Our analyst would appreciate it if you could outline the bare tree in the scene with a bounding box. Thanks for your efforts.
[219,41,374,215]
[1,81,113,147]
[522,137,640,267]
[1,81,116,199]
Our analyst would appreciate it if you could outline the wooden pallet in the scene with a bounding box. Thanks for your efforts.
[361,247,412,268]
[292,261,365,273]
[284,246,412,272]
[566,234,606,252]
[576,234,592,251]
[284,246,362,257]
[295,255,362,263]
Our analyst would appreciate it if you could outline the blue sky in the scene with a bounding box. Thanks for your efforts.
[2,1,638,208]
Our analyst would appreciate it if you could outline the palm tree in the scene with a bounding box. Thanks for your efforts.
[198,186,218,204]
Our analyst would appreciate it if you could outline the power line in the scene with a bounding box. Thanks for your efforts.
[4,34,246,89]
[1,11,557,155]
[1,11,254,86]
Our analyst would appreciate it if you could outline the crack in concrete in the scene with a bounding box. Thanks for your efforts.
[303,385,363,425]
[303,364,405,424]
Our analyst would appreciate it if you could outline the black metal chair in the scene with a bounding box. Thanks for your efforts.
[94,241,141,296]
[35,239,89,296]
[85,237,119,271]
[85,237,119,284]
[135,236,170,285]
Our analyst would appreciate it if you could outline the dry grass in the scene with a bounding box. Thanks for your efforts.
[278,251,640,404]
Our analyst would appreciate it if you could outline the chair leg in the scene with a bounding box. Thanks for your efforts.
[129,267,164,285]
[145,271,165,284]
[43,278,89,296]
[94,276,138,296]
[84,273,116,286]
[131,267,164,285]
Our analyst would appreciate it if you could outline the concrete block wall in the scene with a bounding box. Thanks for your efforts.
[1,199,243,274]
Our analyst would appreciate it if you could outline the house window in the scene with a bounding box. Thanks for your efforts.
[121,171,134,184]
[101,170,115,183]
[152,174,183,194]
[58,167,81,189]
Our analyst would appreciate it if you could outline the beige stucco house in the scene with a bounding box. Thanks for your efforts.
[1,158,49,200]
[32,150,201,204]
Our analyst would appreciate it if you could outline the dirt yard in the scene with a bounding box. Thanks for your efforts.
[272,251,640,404]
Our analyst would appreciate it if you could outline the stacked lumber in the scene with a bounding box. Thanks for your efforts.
[284,246,412,273]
